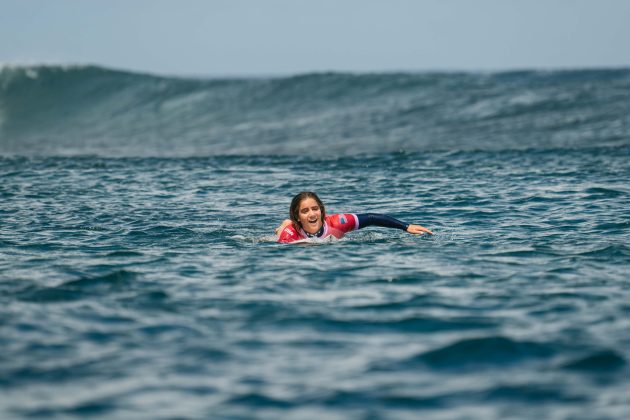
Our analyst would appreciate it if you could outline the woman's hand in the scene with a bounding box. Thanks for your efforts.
[406,224,434,235]
[275,219,293,236]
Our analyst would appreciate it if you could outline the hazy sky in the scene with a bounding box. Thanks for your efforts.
[2,0,629,76]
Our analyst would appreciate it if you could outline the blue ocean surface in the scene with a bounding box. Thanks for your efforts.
[1,65,629,419]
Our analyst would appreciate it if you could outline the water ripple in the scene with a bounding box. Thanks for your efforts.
[1,148,629,418]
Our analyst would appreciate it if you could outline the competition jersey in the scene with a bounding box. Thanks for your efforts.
[277,213,359,243]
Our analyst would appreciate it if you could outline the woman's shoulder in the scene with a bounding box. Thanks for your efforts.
[277,223,302,243]
[326,213,358,230]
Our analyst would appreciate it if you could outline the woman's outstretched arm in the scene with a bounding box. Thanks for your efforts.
[357,213,433,235]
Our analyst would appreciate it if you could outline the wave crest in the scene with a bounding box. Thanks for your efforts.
[2,65,629,156]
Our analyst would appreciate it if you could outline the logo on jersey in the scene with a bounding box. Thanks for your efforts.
[339,216,347,224]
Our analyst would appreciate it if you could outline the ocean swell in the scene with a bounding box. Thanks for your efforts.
[1,65,629,156]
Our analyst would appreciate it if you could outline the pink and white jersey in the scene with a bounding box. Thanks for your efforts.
[277,213,359,243]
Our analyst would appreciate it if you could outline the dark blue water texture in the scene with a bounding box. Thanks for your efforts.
[1,65,629,419]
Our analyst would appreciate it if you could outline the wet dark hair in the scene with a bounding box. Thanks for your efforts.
[289,192,326,230]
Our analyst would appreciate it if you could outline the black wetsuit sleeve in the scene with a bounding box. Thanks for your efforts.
[356,213,409,231]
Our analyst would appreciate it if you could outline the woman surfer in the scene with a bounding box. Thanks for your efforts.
[276,191,433,243]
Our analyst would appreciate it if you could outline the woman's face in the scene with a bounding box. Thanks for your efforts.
[298,197,323,234]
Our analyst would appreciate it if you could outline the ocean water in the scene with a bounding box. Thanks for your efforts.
[1,65,629,419]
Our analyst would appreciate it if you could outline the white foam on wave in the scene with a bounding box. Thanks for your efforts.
[0,61,92,71]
